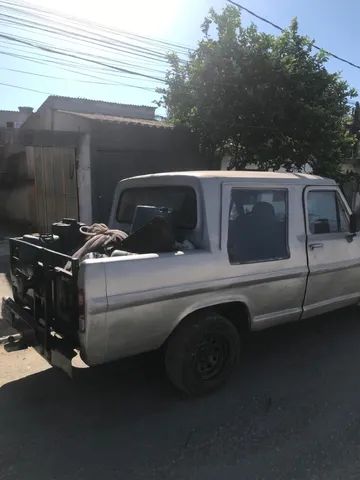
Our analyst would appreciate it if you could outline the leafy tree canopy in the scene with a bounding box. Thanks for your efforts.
[159,6,357,177]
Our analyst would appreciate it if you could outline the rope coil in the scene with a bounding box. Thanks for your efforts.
[73,223,128,261]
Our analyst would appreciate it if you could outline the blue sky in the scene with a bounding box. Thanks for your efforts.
[1,0,359,113]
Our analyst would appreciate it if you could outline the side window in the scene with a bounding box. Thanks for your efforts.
[227,189,288,264]
[307,191,349,234]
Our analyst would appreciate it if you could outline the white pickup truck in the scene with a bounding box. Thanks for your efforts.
[2,171,359,395]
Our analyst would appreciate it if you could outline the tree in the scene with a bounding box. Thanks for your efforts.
[349,101,360,159]
[159,6,357,177]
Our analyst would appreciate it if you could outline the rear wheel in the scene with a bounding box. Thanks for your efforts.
[165,311,241,396]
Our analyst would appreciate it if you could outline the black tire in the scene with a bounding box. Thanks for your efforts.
[165,311,241,396]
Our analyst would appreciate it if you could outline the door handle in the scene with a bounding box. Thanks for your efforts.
[309,242,324,250]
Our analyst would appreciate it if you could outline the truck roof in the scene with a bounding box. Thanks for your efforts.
[128,171,336,186]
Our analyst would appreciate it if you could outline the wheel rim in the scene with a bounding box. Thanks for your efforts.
[193,334,230,381]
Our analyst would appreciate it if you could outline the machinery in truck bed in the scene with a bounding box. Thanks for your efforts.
[2,222,82,374]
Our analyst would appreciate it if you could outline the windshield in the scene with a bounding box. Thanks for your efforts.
[116,186,197,229]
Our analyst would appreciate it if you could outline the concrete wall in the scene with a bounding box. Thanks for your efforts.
[22,98,155,131]
[77,134,92,224]
[0,109,33,128]
[53,111,90,132]
[41,97,155,119]
[21,110,50,130]
[22,96,156,131]
[23,109,90,133]
[0,151,29,186]
[0,182,35,226]
[15,109,207,225]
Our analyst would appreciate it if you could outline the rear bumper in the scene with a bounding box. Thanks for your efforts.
[1,297,76,376]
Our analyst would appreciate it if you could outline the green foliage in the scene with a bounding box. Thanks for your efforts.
[159,6,357,176]
[349,101,360,159]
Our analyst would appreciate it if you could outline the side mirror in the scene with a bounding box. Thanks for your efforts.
[350,213,357,234]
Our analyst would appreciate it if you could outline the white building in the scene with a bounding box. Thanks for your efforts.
[0,106,34,129]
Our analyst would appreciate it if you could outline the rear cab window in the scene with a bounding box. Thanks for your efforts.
[116,186,197,231]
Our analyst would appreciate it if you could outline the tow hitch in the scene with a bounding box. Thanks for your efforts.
[0,333,27,352]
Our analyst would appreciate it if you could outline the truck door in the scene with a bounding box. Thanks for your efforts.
[303,186,360,317]
[223,183,308,329]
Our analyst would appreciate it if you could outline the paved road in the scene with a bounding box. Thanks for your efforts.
[1,254,360,479]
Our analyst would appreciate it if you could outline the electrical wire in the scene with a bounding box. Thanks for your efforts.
[0,32,166,83]
[2,0,358,99]
[0,0,190,64]
[0,39,162,80]
[0,78,157,95]
[0,67,158,91]
[0,0,192,53]
[227,0,360,71]
[1,65,157,84]
[0,81,52,95]
[0,0,193,95]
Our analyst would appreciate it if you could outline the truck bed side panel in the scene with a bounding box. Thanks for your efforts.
[83,251,307,364]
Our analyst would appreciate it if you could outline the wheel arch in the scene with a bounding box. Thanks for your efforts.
[171,299,252,338]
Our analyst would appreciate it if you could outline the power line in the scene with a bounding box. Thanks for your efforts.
[0,78,157,96]
[0,46,161,89]
[0,0,188,90]
[0,36,169,76]
[0,40,163,79]
[0,42,167,78]
[0,0,193,97]
[0,4,176,77]
[1,64,157,84]
[0,0,192,53]
[0,25,170,74]
[0,32,166,83]
[0,67,158,91]
[0,0,190,65]
[0,81,52,95]
[0,14,173,65]
[227,0,360,71]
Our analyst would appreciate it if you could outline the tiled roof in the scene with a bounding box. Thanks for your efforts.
[43,95,155,110]
[0,110,22,113]
[58,110,173,128]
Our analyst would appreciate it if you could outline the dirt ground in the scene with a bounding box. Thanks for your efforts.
[2,248,360,479]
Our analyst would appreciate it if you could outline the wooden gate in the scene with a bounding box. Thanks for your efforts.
[33,146,79,232]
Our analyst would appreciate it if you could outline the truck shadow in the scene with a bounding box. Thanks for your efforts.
[1,307,360,479]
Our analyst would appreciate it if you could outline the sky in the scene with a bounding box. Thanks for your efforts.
[1,0,360,113]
